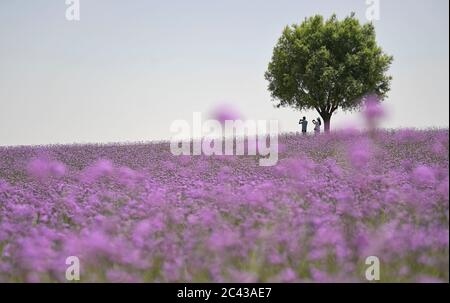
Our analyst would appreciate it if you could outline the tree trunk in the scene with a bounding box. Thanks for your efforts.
[323,118,331,132]
[319,112,332,133]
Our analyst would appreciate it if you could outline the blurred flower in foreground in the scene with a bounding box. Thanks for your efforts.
[348,140,372,169]
[412,165,436,186]
[210,104,243,124]
[277,267,297,282]
[80,159,113,183]
[26,157,66,180]
[363,95,385,129]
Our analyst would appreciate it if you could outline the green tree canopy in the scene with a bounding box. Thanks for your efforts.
[265,13,393,132]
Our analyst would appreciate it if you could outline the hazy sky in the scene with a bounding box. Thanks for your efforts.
[0,0,448,146]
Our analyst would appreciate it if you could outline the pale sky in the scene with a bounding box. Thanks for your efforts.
[0,0,448,146]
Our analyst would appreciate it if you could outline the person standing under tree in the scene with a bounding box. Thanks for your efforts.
[312,117,321,134]
[299,116,308,134]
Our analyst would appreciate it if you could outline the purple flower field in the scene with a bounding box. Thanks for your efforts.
[0,129,448,282]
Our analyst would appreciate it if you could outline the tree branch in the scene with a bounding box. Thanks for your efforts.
[330,103,339,113]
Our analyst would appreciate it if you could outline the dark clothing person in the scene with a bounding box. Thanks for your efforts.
[299,117,308,133]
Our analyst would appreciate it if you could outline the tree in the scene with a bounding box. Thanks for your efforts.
[265,13,393,132]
